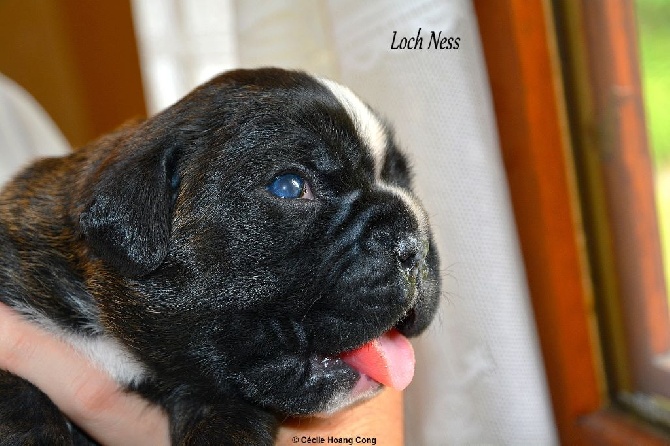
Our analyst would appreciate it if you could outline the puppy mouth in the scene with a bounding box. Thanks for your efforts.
[339,329,415,391]
[304,328,415,416]
[315,328,415,398]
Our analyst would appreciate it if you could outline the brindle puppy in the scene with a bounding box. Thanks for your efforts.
[0,68,440,445]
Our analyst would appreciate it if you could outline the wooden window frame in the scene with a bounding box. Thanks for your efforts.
[571,0,670,400]
[474,0,670,444]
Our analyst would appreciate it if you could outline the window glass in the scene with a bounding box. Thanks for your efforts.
[638,0,670,292]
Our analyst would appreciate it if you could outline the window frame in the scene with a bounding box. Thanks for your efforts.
[571,0,670,400]
[474,0,670,443]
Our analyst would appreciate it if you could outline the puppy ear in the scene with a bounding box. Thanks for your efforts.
[76,122,182,277]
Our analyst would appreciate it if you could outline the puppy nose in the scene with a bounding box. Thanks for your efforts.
[396,237,423,274]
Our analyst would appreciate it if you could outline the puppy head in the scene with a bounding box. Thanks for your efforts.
[76,68,440,414]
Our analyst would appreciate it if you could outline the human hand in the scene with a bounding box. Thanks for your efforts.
[0,302,403,445]
[0,302,170,445]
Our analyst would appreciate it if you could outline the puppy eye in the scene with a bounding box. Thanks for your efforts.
[266,173,314,200]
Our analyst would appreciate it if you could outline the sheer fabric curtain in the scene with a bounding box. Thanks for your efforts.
[0,74,70,186]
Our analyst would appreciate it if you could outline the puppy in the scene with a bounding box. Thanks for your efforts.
[0,68,440,444]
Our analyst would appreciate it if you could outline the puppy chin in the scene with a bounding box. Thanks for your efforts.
[313,373,383,417]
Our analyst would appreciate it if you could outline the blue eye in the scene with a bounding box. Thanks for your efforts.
[267,173,313,199]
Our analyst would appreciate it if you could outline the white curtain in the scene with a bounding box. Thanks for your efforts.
[0,75,70,186]
[1,1,559,443]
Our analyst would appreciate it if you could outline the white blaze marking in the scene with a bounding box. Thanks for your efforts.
[317,78,387,178]
[378,182,429,235]
[317,77,429,235]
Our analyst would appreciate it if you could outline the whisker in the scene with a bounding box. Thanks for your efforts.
[301,292,326,322]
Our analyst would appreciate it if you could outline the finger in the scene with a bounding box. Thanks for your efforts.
[0,302,170,445]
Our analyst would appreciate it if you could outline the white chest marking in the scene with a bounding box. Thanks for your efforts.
[17,304,146,386]
[63,333,147,386]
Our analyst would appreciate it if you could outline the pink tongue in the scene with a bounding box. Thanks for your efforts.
[340,329,415,391]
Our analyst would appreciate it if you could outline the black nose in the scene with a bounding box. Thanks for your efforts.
[396,237,423,274]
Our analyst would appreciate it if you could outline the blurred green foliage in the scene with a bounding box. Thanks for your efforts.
[637,0,670,165]
[638,0,670,289]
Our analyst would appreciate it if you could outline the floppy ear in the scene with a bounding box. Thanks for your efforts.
[76,123,182,278]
